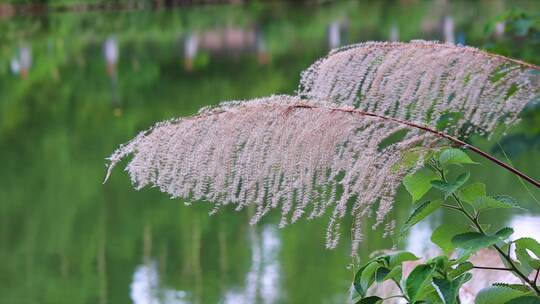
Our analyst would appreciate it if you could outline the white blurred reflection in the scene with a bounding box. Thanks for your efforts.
[10,44,32,78]
[405,220,439,258]
[389,24,399,42]
[509,214,540,242]
[328,21,341,49]
[223,225,281,304]
[443,16,455,44]
[130,260,191,304]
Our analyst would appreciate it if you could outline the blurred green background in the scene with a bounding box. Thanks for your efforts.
[1,1,540,303]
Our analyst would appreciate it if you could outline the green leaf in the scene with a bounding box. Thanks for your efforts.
[428,255,450,274]
[453,248,473,264]
[492,283,535,293]
[431,172,470,199]
[403,169,438,203]
[505,296,540,304]
[438,148,477,168]
[401,200,442,233]
[375,267,390,282]
[353,264,369,296]
[515,238,540,270]
[405,264,434,301]
[431,224,470,254]
[389,251,420,268]
[384,265,402,281]
[459,182,486,203]
[433,273,472,304]
[493,195,523,209]
[359,262,380,294]
[451,232,500,253]
[356,296,383,304]
[448,262,473,279]
[475,286,532,304]
[470,196,519,211]
[494,227,514,240]
[423,285,445,303]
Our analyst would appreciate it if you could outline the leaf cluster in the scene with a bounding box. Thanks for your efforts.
[352,148,540,303]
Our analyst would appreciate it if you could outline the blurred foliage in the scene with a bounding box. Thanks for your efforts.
[484,9,540,64]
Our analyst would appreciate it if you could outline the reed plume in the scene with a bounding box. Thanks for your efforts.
[299,40,539,138]
[106,41,539,255]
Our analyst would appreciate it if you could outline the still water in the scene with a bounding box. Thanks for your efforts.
[1,1,540,303]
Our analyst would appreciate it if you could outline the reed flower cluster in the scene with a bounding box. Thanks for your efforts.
[107,41,539,255]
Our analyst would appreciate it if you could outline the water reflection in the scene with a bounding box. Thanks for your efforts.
[405,220,439,258]
[131,260,191,304]
[443,15,455,44]
[10,44,32,78]
[103,36,122,115]
[223,225,281,304]
[184,32,198,71]
[509,214,540,241]
[182,26,270,71]
[130,225,281,304]
[389,24,399,42]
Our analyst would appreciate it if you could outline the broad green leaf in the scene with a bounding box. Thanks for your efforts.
[353,264,369,296]
[372,254,390,267]
[428,255,450,275]
[433,273,472,304]
[492,283,535,293]
[505,296,540,304]
[449,262,473,279]
[459,182,486,203]
[431,224,470,254]
[453,248,473,264]
[452,232,500,252]
[384,265,402,281]
[431,172,470,199]
[475,286,532,304]
[423,285,445,303]
[403,169,438,203]
[375,267,390,282]
[360,262,380,294]
[389,251,419,268]
[356,296,383,304]
[470,196,519,211]
[494,227,514,240]
[493,195,523,209]
[405,264,434,301]
[515,238,540,270]
[438,148,477,167]
[401,200,442,233]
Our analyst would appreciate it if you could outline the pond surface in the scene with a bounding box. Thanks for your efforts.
[1,1,540,303]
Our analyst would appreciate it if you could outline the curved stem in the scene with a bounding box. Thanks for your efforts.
[292,104,540,189]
